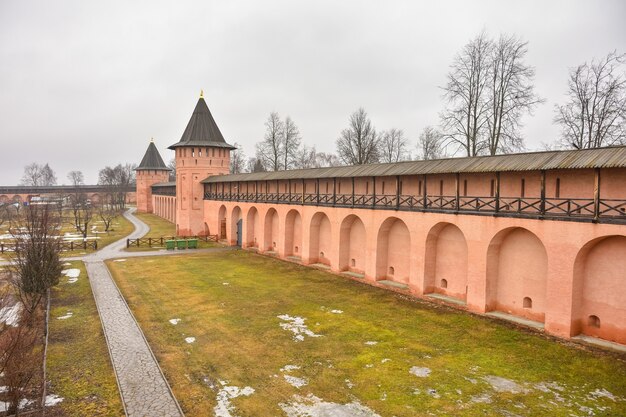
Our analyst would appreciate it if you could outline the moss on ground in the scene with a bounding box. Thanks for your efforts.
[108,251,626,417]
[46,261,124,417]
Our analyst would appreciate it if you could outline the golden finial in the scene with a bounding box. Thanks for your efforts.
[200,89,204,98]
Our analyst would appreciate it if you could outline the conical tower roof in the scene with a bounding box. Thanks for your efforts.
[168,93,236,150]
[136,140,171,171]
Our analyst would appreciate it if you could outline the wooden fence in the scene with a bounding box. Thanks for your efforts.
[126,235,218,248]
[0,240,97,253]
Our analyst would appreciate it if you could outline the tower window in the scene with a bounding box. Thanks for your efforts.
[521,179,526,198]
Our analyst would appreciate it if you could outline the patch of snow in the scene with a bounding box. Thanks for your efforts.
[483,376,528,394]
[279,393,381,417]
[470,393,493,404]
[113,259,126,262]
[0,304,21,327]
[44,394,64,407]
[277,314,322,342]
[364,341,378,345]
[330,309,343,314]
[214,384,255,417]
[169,318,181,325]
[345,379,355,389]
[62,262,71,266]
[280,365,300,373]
[381,358,391,363]
[62,268,80,283]
[409,366,431,378]
[365,364,374,368]
[185,337,196,344]
[588,388,619,401]
[57,312,73,320]
[426,388,440,398]
[222,282,230,286]
[284,375,308,388]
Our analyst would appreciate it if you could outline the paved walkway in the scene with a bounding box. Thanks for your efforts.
[83,208,184,417]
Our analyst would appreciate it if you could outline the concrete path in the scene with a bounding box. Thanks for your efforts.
[83,208,184,417]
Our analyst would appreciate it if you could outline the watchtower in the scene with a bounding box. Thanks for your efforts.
[135,139,171,213]
[168,92,235,235]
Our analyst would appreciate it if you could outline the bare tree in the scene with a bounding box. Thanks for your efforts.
[98,163,136,210]
[315,152,342,167]
[417,126,445,160]
[441,31,492,157]
[230,143,246,174]
[256,112,284,171]
[0,313,40,416]
[380,128,409,163]
[283,116,302,170]
[67,170,84,186]
[486,34,543,155]
[246,157,266,173]
[167,158,176,181]
[554,51,626,149]
[96,199,120,232]
[8,204,62,314]
[293,145,318,169]
[336,108,380,165]
[19,162,57,186]
[71,197,93,239]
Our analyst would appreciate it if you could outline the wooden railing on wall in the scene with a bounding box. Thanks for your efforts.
[203,190,626,224]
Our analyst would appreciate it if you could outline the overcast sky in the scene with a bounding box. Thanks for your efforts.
[1,0,624,185]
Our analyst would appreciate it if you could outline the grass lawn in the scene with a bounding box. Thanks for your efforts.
[108,251,626,417]
[127,212,218,251]
[0,210,133,261]
[46,261,124,417]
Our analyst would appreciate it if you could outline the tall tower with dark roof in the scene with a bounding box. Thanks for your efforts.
[169,92,235,235]
[135,140,171,213]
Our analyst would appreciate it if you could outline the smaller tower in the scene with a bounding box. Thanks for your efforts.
[135,139,171,213]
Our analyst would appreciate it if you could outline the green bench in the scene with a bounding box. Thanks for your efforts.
[165,240,175,250]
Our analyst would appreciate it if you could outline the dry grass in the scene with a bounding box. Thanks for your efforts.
[108,251,626,417]
[46,261,124,416]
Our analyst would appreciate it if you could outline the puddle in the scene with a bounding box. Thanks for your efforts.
[409,366,431,377]
[279,393,381,417]
[277,315,322,342]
